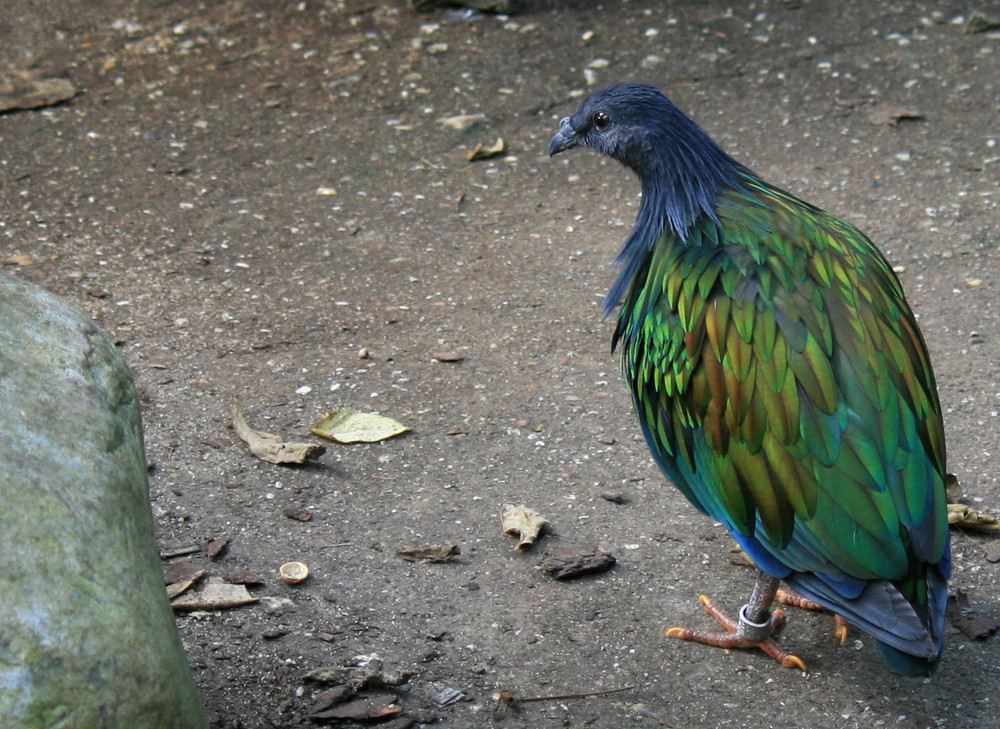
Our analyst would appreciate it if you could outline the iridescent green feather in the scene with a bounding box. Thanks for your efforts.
[617,177,949,579]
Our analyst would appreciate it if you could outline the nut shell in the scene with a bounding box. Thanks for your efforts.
[279,561,309,585]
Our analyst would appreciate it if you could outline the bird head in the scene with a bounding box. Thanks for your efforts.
[549,83,745,244]
[548,83,686,178]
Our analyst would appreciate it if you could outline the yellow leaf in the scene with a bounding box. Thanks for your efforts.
[311,409,410,443]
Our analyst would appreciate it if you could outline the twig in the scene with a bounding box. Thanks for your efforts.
[221,46,269,65]
[501,685,635,703]
[160,545,201,559]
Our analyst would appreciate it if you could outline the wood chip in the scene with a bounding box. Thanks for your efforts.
[313,685,354,713]
[0,75,77,112]
[283,506,313,522]
[303,664,414,690]
[379,717,416,729]
[163,561,205,585]
[206,537,229,560]
[539,545,616,579]
[160,544,202,559]
[1,254,32,266]
[228,570,265,585]
[165,567,205,600]
[397,544,460,563]
[310,694,401,722]
[171,579,258,611]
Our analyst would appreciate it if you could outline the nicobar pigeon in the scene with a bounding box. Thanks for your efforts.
[549,82,950,675]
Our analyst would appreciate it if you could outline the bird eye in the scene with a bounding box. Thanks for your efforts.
[593,111,611,132]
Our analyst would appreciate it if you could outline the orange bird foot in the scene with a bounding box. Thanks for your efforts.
[776,589,850,645]
[666,594,807,671]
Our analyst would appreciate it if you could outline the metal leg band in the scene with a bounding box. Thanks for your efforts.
[738,603,772,643]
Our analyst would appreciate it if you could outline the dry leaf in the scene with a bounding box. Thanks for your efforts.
[311,409,410,444]
[965,12,1000,34]
[438,113,486,131]
[945,473,962,502]
[232,402,326,464]
[500,504,549,550]
[171,578,258,611]
[468,137,505,161]
[946,588,999,640]
[303,663,414,690]
[948,503,1000,532]
[865,105,923,127]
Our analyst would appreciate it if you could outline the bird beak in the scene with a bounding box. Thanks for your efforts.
[548,117,578,156]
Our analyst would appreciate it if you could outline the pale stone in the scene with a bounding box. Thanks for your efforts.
[0,271,208,729]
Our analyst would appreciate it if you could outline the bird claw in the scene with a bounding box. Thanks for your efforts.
[776,589,851,645]
[833,614,850,646]
[666,594,808,672]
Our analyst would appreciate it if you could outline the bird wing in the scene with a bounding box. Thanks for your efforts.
[617,181,950,587]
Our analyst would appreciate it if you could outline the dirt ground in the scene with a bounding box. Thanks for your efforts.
[3,1,1000,727]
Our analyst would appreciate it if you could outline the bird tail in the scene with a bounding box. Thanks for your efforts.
[784,557,948,676]
[876,641,940,676]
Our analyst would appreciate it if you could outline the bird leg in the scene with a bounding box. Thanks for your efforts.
[776,589,850,645]
[666,570,807,671]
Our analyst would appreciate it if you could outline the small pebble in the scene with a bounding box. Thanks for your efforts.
[262,627,290,640]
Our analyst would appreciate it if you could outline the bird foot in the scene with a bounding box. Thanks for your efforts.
[666,594,807,671]
[776,589,850,645]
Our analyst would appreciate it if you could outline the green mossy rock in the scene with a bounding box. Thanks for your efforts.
[0,272,208,729]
